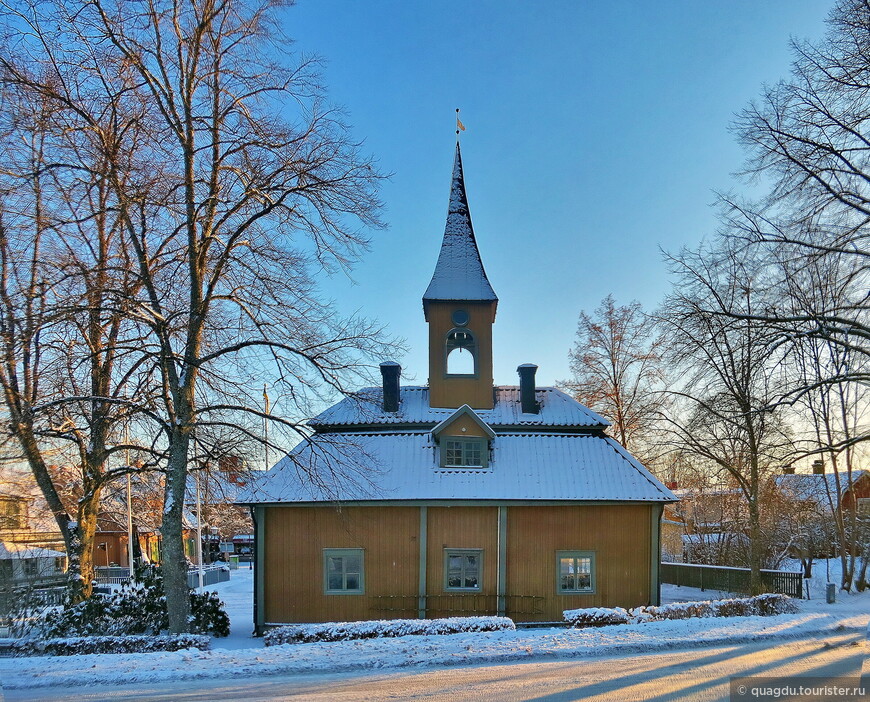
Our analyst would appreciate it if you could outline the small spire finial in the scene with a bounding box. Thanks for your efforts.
[455,108,466,139]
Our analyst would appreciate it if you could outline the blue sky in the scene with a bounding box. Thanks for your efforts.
[286,1,832,390]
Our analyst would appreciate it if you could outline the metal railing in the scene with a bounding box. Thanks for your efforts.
[186,565,230,588]
[94,564,230,589]
[661,562,803,598]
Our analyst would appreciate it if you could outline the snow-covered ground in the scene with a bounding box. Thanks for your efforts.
[1,561,868,691]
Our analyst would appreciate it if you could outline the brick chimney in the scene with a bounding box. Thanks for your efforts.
[380,362,401,413]
[517,364,539,414]
[812,459,824,475]
[783,465,795,475]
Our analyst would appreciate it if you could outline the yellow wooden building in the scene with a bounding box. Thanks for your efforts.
[241,144,676,630]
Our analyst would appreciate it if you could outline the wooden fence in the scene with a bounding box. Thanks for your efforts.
[661,562,803,598]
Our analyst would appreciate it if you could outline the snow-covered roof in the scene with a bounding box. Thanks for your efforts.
[238,432,675,504]
[0,542,66,559]
[431,405,496,439]
[773,471,867,503]
[311,386,608,430]
[422,143,498,306]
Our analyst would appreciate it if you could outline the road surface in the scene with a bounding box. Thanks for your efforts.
[2,634,868,701]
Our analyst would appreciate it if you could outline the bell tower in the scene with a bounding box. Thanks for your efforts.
[423,143,498,410]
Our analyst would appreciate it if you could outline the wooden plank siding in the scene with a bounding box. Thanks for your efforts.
[262,503,654,624]
[507,505,653,621]
[424,506,499,618]
[263,506,420,624]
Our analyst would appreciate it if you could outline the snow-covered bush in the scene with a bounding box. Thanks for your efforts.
[713,599,756,618]
[264,616,515,646]
[13,633,210,656]
[753,593,799,616]
[565,594,799,627]
[39,565,229,638]
[632,594,798,622]
[631,601,716,621]
[562,607,631,628]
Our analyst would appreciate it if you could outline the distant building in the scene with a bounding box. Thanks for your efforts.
[240,144,676,630]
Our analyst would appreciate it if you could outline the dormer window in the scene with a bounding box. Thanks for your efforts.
[431,404,495,470]
[442,437,486,468]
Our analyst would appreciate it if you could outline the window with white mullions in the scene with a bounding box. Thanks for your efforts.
[445,549,482,590]
[557,551,595,594]
[442,438,486,468]
[323,548,364,594]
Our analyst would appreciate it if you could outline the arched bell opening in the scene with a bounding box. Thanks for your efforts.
[445,328,477,376]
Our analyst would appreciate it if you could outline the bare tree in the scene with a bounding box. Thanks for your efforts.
[0,57,161,599]
[659,242,793,593]
[562,295,665,461]
[779,252,869,589]
[2,0,394,630]
[723,0,870,404]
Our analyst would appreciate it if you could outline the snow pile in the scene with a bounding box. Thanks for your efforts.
[562,607,632,627]
[264,616,515,645]
[13,633,210,657]
[565,594,798,627]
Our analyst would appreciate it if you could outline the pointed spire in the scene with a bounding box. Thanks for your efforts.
[423,143,498,309]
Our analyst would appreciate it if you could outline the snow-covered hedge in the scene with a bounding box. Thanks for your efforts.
[564,594,798,627]
[13,633,210,657]
[562,607,632,628]
[264,616,516,646]
[632,594,798,622]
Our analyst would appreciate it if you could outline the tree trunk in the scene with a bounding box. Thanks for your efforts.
[76,486,102,600]
[748,499,763,595]
[162,432,192,632]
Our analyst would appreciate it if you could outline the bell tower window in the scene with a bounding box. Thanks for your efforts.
[446,328,476,376]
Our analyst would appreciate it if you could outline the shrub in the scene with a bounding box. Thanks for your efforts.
[264,616,515,646]
[563,607,631,628]
[714,599,756,618]
[14,633,210,656]
[632,601,716,621]
[568,594,800,627]
[39,565,229,639]
[753,593,799,616]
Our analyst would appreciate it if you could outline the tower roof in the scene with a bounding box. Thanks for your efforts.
[422,143,498,309]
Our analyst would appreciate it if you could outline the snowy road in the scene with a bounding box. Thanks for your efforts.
[4,635,868,702]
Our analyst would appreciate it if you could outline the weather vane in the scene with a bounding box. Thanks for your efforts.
[456,108,466,139]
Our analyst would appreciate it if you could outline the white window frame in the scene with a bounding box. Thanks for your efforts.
[323,548,365,595]
[441,437,487,468]
[556,550,595,594]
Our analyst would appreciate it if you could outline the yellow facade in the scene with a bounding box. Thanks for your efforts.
[426,301,496,409]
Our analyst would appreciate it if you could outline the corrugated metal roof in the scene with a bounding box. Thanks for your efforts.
[311,386,608,429]
[422,143,498,304]
[773,471,867,502]
[239,432,675,504]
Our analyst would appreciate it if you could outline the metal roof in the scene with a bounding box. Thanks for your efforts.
[773,471,867,503]
[422,143,498,305]
[311,386,609,430]
[238,432,675,504]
